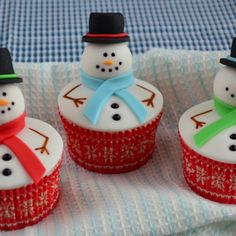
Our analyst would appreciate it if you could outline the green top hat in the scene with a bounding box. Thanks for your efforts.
[0,48,22,84]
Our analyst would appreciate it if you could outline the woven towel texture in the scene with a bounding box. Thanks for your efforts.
[4,49,236,236]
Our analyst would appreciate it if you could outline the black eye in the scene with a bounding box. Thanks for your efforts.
[2,92,6,96]
[103,53,108,57]
[111,52,115,57]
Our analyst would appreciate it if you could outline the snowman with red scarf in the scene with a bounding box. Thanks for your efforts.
[0,48,63,190]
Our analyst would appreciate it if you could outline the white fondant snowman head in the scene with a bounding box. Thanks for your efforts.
[214,38,236,107]
[81,13,132,80]
[81,43,132,79]
[214,66,236,107]
[0,48,25,125]
[0,85,25,125]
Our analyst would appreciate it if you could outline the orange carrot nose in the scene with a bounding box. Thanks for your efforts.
[0,99,10,106]
[103,60,113,65]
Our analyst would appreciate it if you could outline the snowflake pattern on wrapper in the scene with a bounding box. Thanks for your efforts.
[179,133,236,204]
[60,112,163,174]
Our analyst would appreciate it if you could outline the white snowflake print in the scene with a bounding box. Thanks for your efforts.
[185,159,195,174]
[36,191,48,206]
[104,147,115,163]
[0,202,15,219]
[68,138,78,150]
[138,143,147,154]
[196,166,207,185]
[229,175,236,191]
[121,144,136,160]
[21,199,34,217]
[84,145,98,160]
[212,173,226,190]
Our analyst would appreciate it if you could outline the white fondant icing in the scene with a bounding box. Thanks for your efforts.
[0,117,63,190]
[81,43,132,79]
[0,85,25,125]
[214,66,236,107]
[58,78,163,131]
[179,100,236,164]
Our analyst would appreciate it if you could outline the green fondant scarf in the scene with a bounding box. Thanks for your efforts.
[194,96,236,147]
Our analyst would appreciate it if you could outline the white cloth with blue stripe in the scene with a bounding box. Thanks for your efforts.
[5,48,236,236]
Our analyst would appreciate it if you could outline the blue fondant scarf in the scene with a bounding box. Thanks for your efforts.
[80,69,147,124]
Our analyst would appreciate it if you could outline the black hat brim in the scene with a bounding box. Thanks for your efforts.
[220,58,236,68]
[0,77,23,85]
[82,35,130,44]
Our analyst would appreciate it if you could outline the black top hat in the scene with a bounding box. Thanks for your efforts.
[0,48,22,84]
[82,13,130,44]
[220,38,236,68]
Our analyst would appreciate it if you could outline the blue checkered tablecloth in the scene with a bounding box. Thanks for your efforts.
[0,0,235,62]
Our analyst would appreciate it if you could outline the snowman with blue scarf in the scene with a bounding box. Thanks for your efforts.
[59,13,163,131]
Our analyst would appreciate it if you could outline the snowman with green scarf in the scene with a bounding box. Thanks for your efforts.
[179,38,236,163]
[58,13,163,131]
[178,38,236,204]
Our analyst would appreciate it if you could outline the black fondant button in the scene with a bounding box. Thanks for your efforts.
[2,153,12,161]
[111,103,119,109]
[112,114,121,121]
[2,168,12,176]
[230,134,236,140]
[229,145,236,151]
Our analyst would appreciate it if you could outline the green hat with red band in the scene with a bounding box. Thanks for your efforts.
[0,48,22,84]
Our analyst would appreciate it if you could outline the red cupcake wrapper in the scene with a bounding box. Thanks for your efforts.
[179,132,236,204]
[60,112,163,174]
[0,161,61,231]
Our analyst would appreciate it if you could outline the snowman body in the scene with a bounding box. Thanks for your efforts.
[179,66,236,163]
[0,85,63,190]
[59,78,162,131]
[58,43,163,131]
[179,100,236,163]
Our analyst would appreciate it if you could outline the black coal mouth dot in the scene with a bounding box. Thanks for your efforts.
[96,61,123,73]
[1,101,15,114]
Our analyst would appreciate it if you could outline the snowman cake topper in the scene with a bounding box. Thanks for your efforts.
[80,12,147,124]
[0,49,63,229]
[178,37,236,203]
[194,38,236,147]
[58,12,163,173]
[0,48,45,184]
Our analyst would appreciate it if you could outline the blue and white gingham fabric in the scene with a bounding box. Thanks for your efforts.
[4,48,236,236]
[0,0,235,62]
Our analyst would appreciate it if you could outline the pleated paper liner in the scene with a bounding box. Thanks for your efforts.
[0,161,61,231]
[179,133,236,204]
[60,112,163,174]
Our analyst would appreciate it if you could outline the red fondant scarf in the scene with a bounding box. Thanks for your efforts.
[0,113,46,184]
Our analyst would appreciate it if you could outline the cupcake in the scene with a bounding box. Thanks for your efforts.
[179,38,236,204]
[58,13,163,173]
[0,49,63,230]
